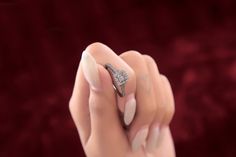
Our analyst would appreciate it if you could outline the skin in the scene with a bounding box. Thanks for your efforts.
[69,43,175,157]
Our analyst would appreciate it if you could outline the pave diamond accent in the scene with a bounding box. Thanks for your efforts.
[114,70,128,86]
[104,63,128,97]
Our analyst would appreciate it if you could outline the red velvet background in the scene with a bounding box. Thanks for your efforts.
[1,0,236,157]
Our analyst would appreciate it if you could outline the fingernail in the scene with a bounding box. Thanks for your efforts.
[132,127,149,151]
[146,125,160,152]
[124,94,136,125]
[81,51,101,90]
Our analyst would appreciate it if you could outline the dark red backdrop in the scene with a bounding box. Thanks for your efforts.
[1,0,236,157]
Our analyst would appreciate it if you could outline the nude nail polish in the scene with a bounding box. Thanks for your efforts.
[124,94,136,125]
[81,51,101,90]
[146,125,160,152]
[132,127,149,151]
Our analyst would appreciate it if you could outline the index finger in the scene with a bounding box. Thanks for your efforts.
[84,43,137,123]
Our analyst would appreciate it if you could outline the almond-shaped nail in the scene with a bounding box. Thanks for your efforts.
[124,94,136,125]
[81,51,101,90]
[132,127,149,151]
[146,125,160,152]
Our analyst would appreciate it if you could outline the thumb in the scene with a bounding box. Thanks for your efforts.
[81,50,127,146]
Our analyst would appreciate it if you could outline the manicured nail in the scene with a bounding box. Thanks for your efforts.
[81,51,101,90]
[124,94,136,125]
[132,127,149,151]
[146,125,160,152]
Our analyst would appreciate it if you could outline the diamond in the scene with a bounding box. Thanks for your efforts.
[114,70,128,86]
[104,63,128,97]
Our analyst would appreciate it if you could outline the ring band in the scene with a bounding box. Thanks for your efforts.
[104,63,128,97]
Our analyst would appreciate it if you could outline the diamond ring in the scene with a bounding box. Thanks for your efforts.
[104,63,128,97]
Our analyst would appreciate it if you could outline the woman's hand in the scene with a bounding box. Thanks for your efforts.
[69,43,175,157]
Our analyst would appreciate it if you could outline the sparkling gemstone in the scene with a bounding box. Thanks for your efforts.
[114,70,128,86]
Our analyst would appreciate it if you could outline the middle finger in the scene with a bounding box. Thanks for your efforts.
[120,51,157,151]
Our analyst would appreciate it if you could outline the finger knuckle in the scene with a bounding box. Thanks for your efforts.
[139,100,157,121]
[143,54,155,63]
[166,96,175,123]
[85,42,108,56]
[89,98,105,116]
[143,55,160,72]
[164,104,175,124]
[161,75,175,124]
[121,50,145,63]
[156,101,166,114]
